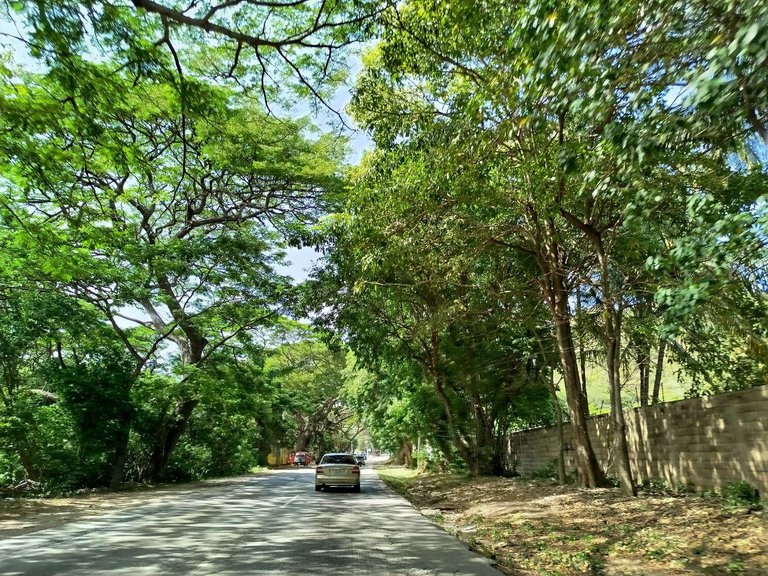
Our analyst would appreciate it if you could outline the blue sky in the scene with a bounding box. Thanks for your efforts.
[277,246,322,283]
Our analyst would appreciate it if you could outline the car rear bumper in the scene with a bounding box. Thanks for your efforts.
[315,476,359,487]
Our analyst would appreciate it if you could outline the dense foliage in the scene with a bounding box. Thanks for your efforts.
[0,3,351,489]
[309,0,768,491]
[1,0,766,493]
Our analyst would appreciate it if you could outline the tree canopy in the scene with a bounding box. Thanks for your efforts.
[0,24,348,486]
[1,0,766,493]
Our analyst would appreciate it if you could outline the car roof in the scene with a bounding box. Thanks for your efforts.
[322,452,353,456]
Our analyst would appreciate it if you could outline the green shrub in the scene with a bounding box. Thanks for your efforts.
[413,448,446,472]
[640,478,669,495]
[674,481,697,495]
[0,452,24,487]
[530,460,556,479]
[166,441,213,481]
[722,481,761,508]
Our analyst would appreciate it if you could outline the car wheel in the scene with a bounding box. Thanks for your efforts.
[353,484,361,493]
[315,484,321,492]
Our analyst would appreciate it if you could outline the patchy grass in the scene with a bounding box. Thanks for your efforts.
[376,466,421,495]
[376,469,768,576]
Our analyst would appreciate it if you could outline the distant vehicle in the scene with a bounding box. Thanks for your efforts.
[315,453,360,492]
[293,451,310,466]
[356,452,367,465]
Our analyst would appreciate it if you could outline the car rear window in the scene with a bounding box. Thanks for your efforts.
[320,454,357,465]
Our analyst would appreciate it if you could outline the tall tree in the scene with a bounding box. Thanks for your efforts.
[345,0,768,495]
[0,61,345,481]
[309,147,558,474]
[264,323,357,454]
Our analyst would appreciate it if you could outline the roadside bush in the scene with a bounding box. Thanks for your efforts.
[23,404,81,489]
[722,481,761,509]
[413,448,447,472]
[530,460,556,480]
[0,451,24,488]
[122,430,151,484]
[166,441,212,481]
[639,478,669,495]
[448,455,469,474]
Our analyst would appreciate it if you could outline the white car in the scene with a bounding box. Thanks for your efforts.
[315,453,361,492]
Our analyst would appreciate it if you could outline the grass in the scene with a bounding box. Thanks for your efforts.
[375,467,420,496]
[559,359,691,416]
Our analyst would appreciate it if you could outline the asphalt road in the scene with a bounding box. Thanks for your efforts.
[0,465,501,575]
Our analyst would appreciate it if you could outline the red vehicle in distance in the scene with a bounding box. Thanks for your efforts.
[290,451,311,466]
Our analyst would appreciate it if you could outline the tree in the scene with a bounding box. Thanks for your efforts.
[0,59,345,481]
[0,259,137,488]
[344,0,768,494]
[155,346,282,480]
[3,0,385,117]
[308,147,558,474]
[264,323,356,455]
[49,340,136,488]
[0,285,79,484]
[347,41,607,485]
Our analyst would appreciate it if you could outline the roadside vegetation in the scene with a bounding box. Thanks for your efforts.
[378,468,768,576]
[0,0,766,518]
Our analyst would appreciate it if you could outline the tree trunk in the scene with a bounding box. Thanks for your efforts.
[400,440,414,468]
[461,309,505,477]
[560,208,635,495]
[545,368,567,484]
[427,326,477,472]
[604,304,636,495]
[576,289,589,410]
[652,340,667,404]
[548,267,602,488]
[296,428,313,452]
[595,249,636,496]
[109,424,131,490]
[18,446,40,483]
[145,398,199,482]
[141,269,208,482]
[530,209,603,488]
[638,344,650,407]
[469,388,498,476]
[491,432,506,476]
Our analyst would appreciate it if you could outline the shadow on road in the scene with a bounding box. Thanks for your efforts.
[0,467,500,575]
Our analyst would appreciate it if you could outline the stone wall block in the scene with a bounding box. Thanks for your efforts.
[507,385,768,496]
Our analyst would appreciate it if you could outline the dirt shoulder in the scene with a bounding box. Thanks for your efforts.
[376,467,767,576]
[0,475,258,539]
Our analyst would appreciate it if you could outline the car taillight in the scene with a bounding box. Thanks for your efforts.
[352,466,360,475]
[316,466,324,474]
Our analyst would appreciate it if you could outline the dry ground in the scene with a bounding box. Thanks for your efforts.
[377,468,767,576]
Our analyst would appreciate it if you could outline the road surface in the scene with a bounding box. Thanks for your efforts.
[0,466,501,575]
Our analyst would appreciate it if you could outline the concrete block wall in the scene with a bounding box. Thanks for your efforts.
[507,385,768,497]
